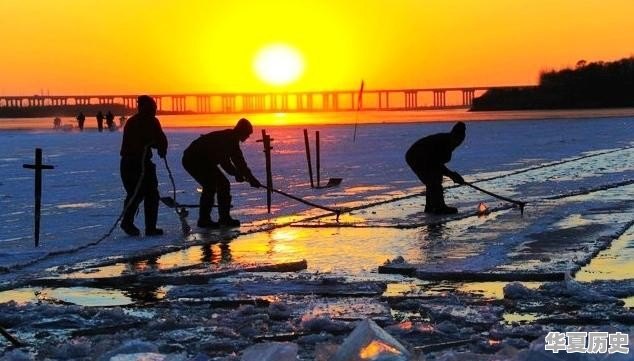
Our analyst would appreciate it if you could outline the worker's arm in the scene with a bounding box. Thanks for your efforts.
[441,165,464,184]
[151,117,168,158]
[229,143,261,187]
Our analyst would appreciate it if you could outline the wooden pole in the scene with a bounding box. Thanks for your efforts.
[303,129,314,188]
[259,129,273,213]
[316,131,320,188]
[22,148,54,247]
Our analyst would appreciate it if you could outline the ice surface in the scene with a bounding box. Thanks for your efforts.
[1,117,633,280]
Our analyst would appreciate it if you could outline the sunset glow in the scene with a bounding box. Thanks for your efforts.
[0,1,633,95]
[254,44,304,86]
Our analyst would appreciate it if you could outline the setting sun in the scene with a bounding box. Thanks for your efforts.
[253,44,304,86]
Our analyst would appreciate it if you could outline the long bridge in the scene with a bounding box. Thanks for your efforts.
[0,86,534,114]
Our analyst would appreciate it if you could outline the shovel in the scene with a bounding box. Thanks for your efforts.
[315,177,343,189]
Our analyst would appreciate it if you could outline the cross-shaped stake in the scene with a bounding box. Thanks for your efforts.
[23,148,54,247]
[257,129,274,213]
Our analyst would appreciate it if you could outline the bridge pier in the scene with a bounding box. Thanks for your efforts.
[433,90,446,108]
[377,91,390,110]
[462,89,475,106]
[405,91,418,109]
[243,95,254,112]
[255,94,265,111]
[322,92,339,111]
[171,96,187,112]
[296,94,304,111]
[222,95,235,113]
[196,95,212,113]
[270,94,277,112]
[74,97,88,106]
[307,94,314,111]
[122,97,136,110]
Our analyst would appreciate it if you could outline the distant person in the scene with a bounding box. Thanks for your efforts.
[96,111,104,132]
[405,122,466,214]
[53,117,61,129]
[119,95,168,236]
[182,118,261,228]
[76,112,85,131]
[119,115,127,128]
[106,111,116,131]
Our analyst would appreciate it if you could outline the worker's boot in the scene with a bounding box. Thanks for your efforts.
[218,195,240,227]
[435,191,458,214]
[424,192,436,213]
[424,184,443,214]
[120,219,140,236]
[121,198,140,236]
[144,191,164,236]
[197,191,218,229]
[435,206,458,215]
[425,186,458,215]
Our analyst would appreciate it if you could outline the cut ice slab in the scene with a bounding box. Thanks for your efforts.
[329,319,412,361]
[240,342,298,361]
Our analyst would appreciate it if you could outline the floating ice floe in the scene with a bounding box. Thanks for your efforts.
[329,319,412,361]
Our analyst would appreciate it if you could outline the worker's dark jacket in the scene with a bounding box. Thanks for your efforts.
[183,129,255,181]
[120,114,168,161]
[119,112,168,228]
[405,132,454,183]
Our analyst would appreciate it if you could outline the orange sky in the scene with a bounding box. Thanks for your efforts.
[1,0,633,95]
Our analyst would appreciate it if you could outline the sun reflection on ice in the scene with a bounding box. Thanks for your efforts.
[358,340,402,359]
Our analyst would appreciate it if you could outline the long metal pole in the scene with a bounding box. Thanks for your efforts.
[316,131,320,188]
[464,182,526,214]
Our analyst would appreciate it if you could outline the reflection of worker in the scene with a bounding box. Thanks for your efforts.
[119,95,168,236]
[405,122,466,214]
[182,118,261,228]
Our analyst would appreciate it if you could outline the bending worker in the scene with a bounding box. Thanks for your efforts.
[120,95,168,236]
[405,121,466,214]
[182,118,262,228]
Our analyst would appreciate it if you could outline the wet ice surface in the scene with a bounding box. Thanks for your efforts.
[1,115,634,359]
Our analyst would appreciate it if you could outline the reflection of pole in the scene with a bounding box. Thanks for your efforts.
[260,129,273,213]
[22,148,54,247]
[316,131,320,188]
[303,129,314,188]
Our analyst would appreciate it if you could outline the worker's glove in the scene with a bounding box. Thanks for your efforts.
[449,171,464,185]
[235,174,245,183]
[249,177,262,188]
[158,148,167,159]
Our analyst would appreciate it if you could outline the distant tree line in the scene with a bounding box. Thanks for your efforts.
[471,57,634,110]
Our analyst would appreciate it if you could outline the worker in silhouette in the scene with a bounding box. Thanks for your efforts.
[119,95,168,236]
[96,111,104,132]
[406,122,466,214]
[182,118,261,228]
[76,112,85,131]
